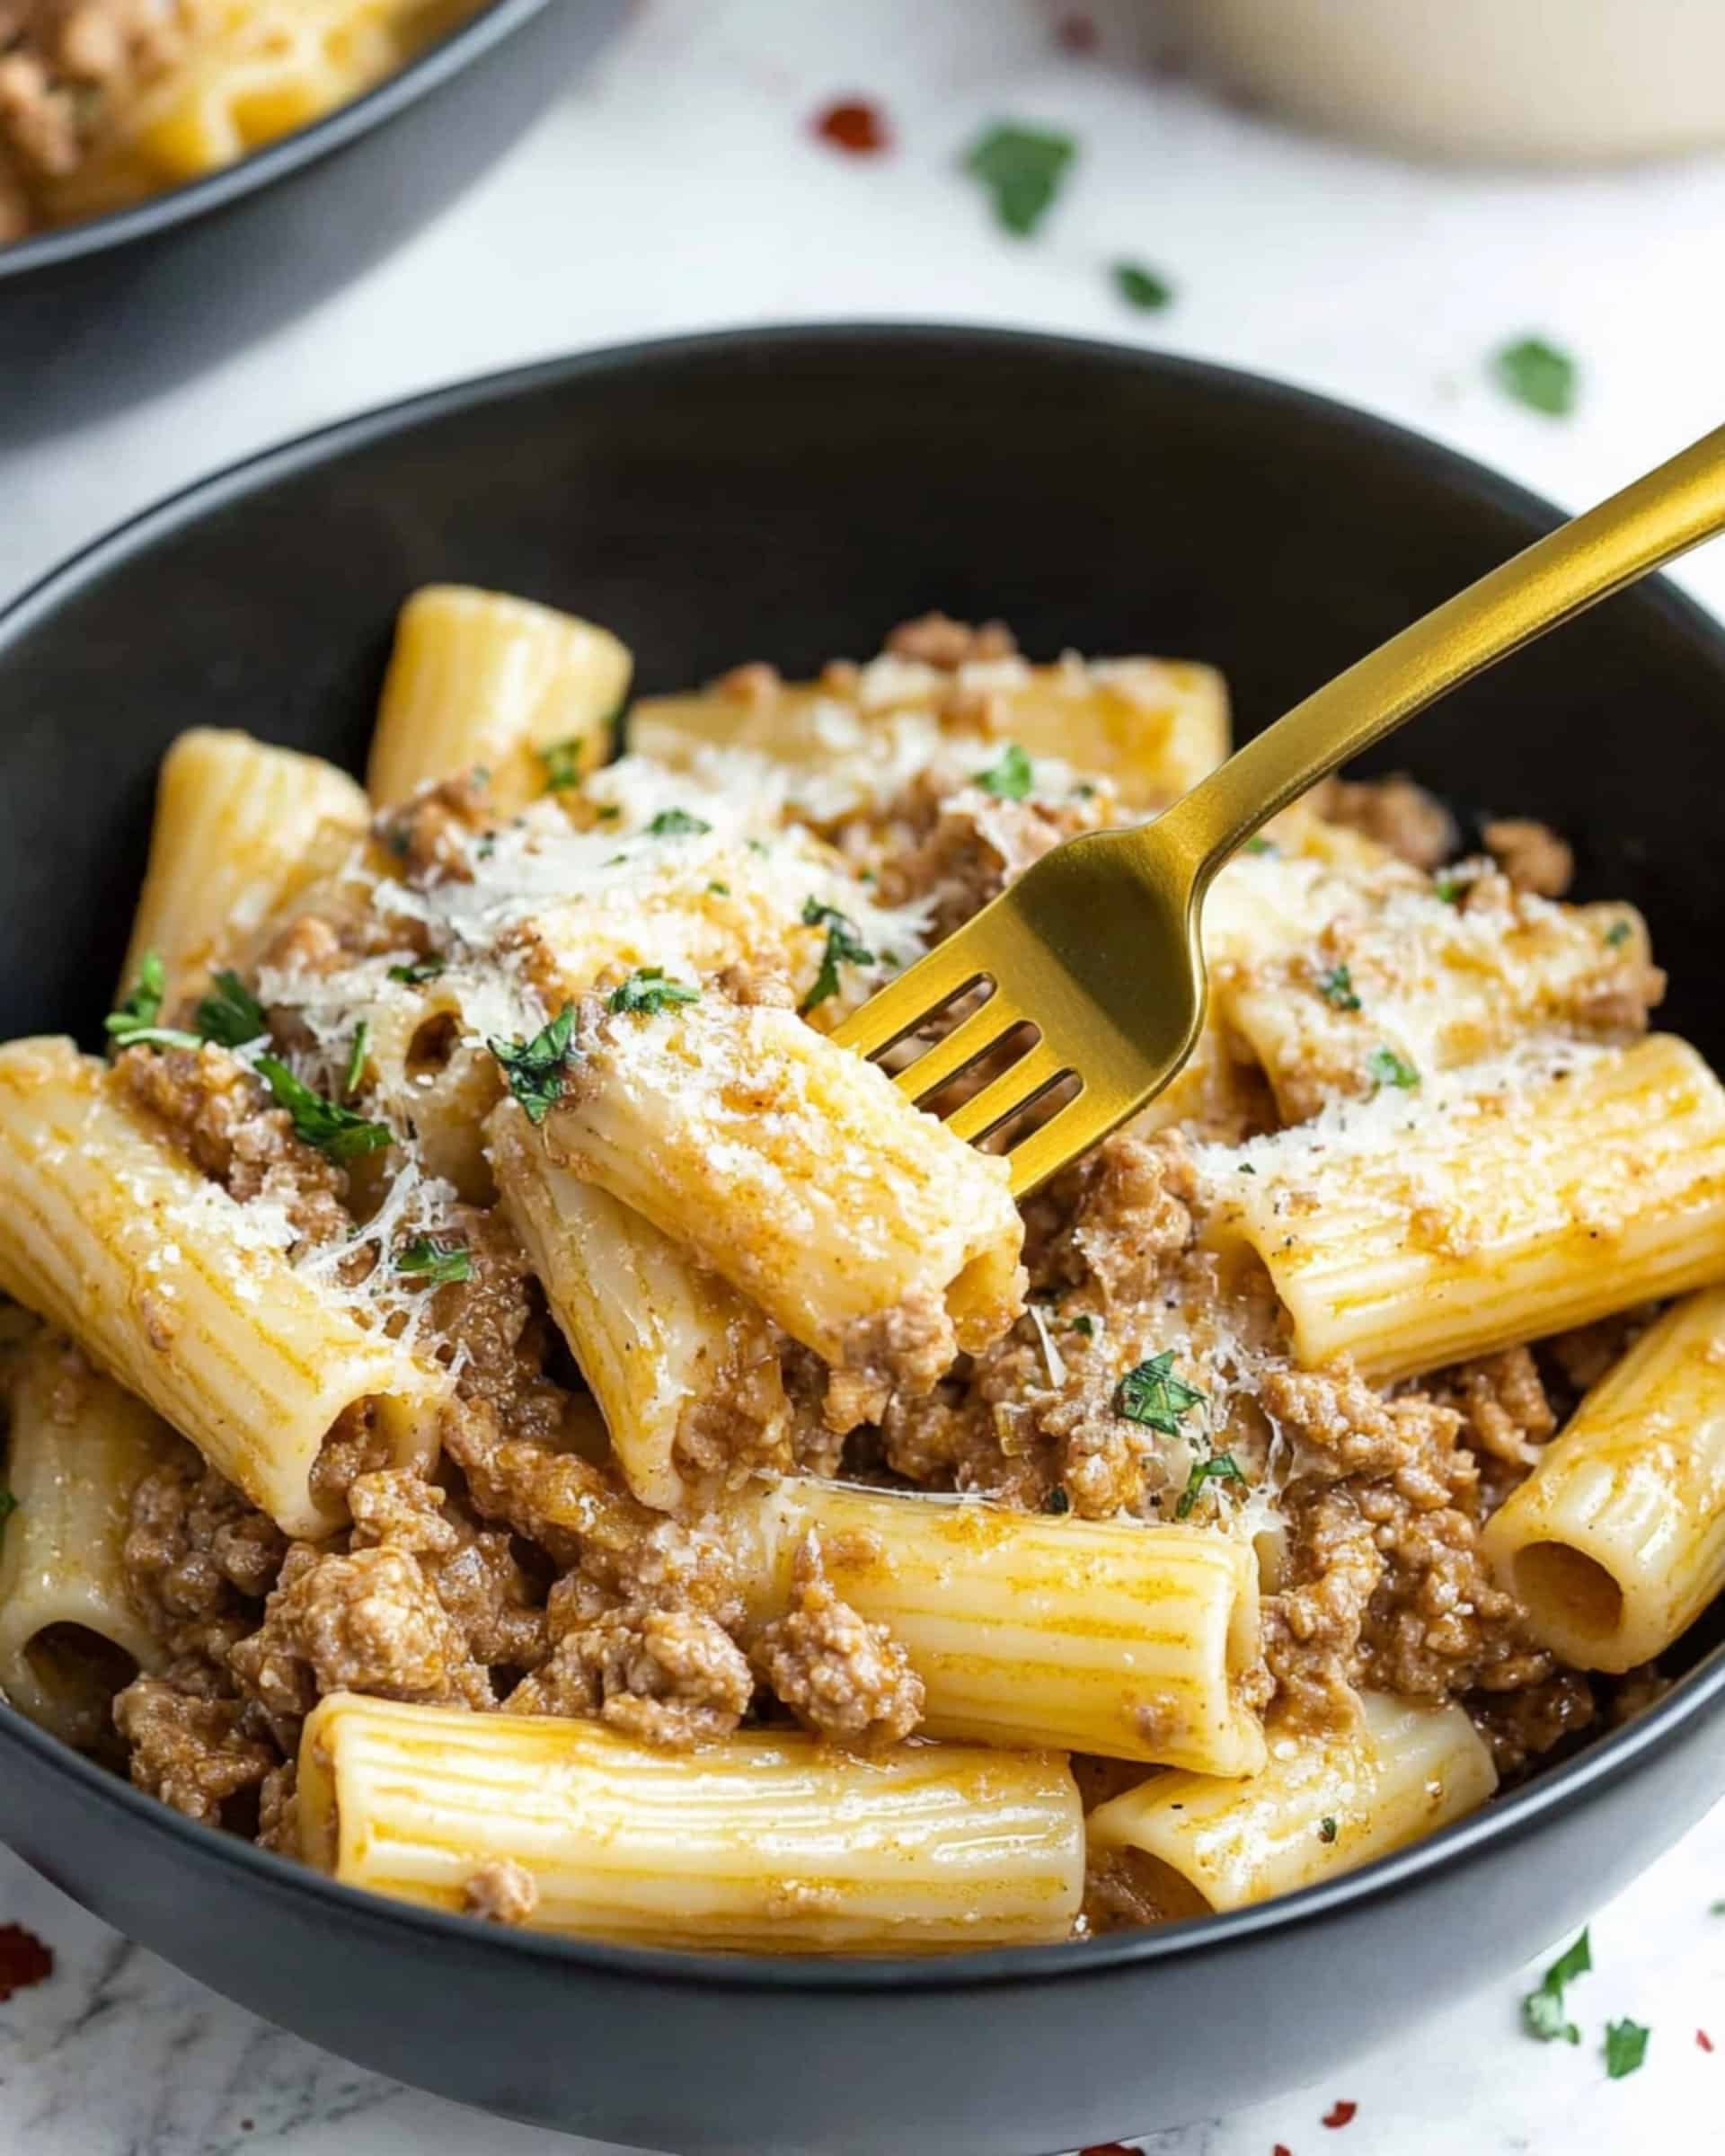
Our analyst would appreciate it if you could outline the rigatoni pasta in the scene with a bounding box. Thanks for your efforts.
[0,596,1712,1960]
[1483,1286,1725,1670]
[298,1692,1084,1952]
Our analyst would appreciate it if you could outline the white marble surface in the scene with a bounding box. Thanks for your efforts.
[6,1,1725,2150]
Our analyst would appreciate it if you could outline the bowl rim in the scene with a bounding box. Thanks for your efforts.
[3,320,1723,1996]
[0,0,556,282]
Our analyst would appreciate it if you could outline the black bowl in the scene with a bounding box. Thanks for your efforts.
[0,0,620,442]
[1,328,1723,2155]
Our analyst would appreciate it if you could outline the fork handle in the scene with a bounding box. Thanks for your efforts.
[1154,420,1725,881]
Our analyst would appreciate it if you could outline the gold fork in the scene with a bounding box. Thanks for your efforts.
[834,422,1725,1195]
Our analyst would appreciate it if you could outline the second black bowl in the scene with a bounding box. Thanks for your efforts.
[1,329,1724,2154]
[0,0,620,440]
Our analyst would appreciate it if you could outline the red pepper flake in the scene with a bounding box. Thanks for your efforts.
[1322,2103,1358,2131]
[0,1923,53,2001]
[812,99,890,156]
[1057,12,1098,52]
[1274,2145,1294,2156]
[1079,2146,1136,2155]
[1699,2029,1715,2053]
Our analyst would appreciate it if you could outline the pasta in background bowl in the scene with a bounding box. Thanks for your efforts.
[0,328,1721,2153]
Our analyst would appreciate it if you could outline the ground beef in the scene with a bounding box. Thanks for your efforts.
[464,1858,538,1925]
[827,1288,956,1434]
[1037,1129,1199,1304]
[508,1604,752,1746]
[123,1453,287,1672]
[306,1401,398,1517]
[256,1760,298,1854]
[1261,1491,1383,1731]
[1434,1347,1556,1469]
[1318,774,1458,870]
[712,660,782,709]
[349,1468,549,1673]
[1469,1671,1597,1778]
[375,772,493,885]
[1262,1360,1463,1483]
[750,1533,924,1750]
[883,613,1018,668]
[1482,816,1574,898]
[112,1675,275,1825]
[115,1041,350,1250]
[228,1544,492,1732]
[875,785,1108,941]
[1082,1846,1209,1933]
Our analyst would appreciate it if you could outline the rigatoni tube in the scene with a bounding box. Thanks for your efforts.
[1086,1693,1496,1915]
[544,997,1025,1418]
[0,1329,179,1746]
[297,1693,1084,1953]
[367,586,632,812]
[118,729,370,1012]
[491,1102,789,1511]
[1206,1036,1725,1378]
[1483,1286,1725,1670]
[0,1038,443,1538]
[733,1478,1267,1776]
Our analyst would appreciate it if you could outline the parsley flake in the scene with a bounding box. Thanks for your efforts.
[540,738,587,791]
[1434,872,1466,905]
[388,958,447,985]
[1494,336,1579,419]
[194,970,267,1048]
[965,122,1076,238]
[975,741,1034,800]
[1069,1314,1096,1339]
[1118,1350,1205,1436]
[1605,2019,1650,2080]
[609,968,700,1017]
[1044,1486,1072,1515]
[1522,1930,1590,2046]
[1243,836,1275,857]
[344,1021,369,1099]
[1317,963,1361,1012]
[1605,919,1632,950]
[255,1056,392,1162]
[1113,261,1174,311]
[707,880,731,897]
[1319,1816,1339,1844]
[394,1236,473,1286]
[488,1003,578,1125]
[1367,1046,1420,1091]
[646,807,712,838]
[105,952,165,1041]
[1175,1452,1247,1519]
[801,899,875,1012]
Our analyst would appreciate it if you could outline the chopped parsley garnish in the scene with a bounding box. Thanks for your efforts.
[1175,1451,1246,1519]
[488,1003,578,1125]
[1317,963,1361,1012]
[707,880,731,897]
[1118,1350,1205,1436]
[1243,836,1275,857]
[540,738,586,791]
[975,741,1034,800]
[394,1236,472,1286]
[344,1021,369,1099]
[597,803,622,822]
[255,1056,392,1162]
[1069,1314,1096,1339]
[388,958,447,985]
[1367,1046,1420,1091]
[1433,872,1466,905]
[1319,1816,1339,1844]
[1605,919,1632,950]
[105,952,165,1040]
[1605,2019,1650,2080]
[193,970,267,1048]
[608,968,700,1017]
[1493,336,1579,419]
[1044,1486,1072,1515]
[1113,261,1174,311]
[965,123,1076,238]
[646,807,712,837]
[801,899,875,1012]
[1521,1930,1590,2045]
